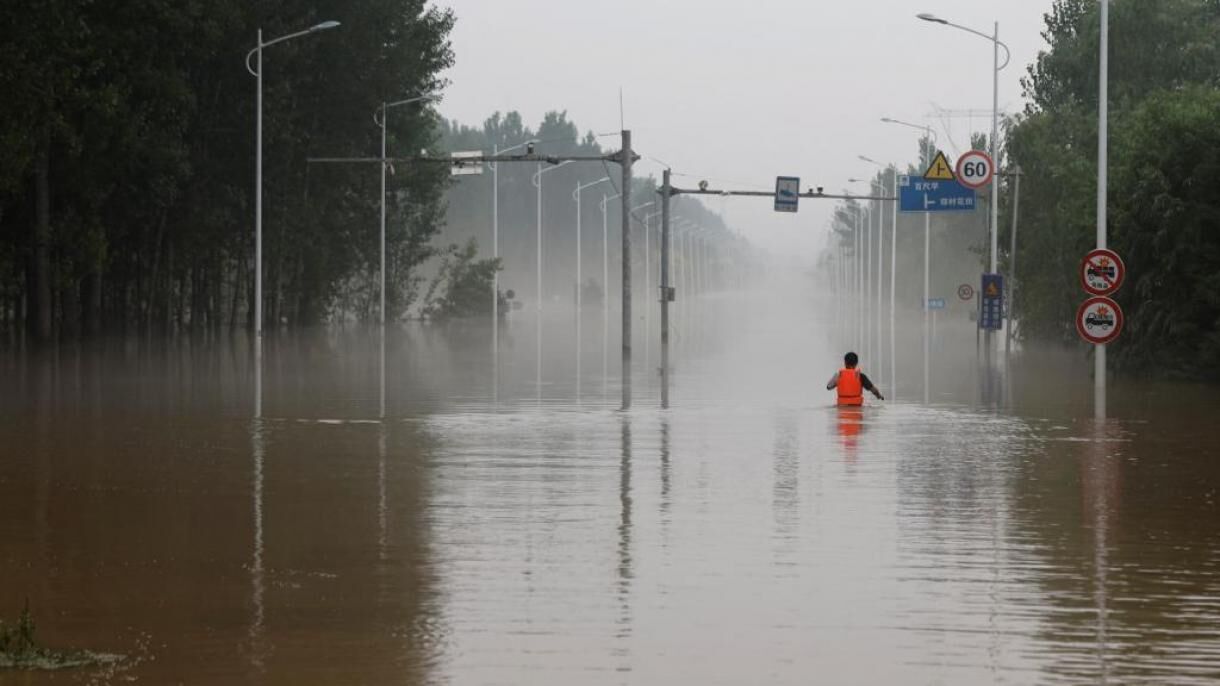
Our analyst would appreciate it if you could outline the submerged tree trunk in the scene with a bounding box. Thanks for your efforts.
[30,137,52,343]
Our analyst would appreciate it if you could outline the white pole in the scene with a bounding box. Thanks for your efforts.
[492,144,499,368]
[602,194,609,397]
[987,21,1001,355]
[575,181,582,399]
[1096,0,1108,419]
[990,21,1000,274]
[924,210,931,404]
[864,206,872,363]
[644,213,651,373]
[379,103,387,327]
[536,161,543,399]
[857,210,864,349]
[255,30,263,338]
[890,170,898,399]
[874,187,883,382]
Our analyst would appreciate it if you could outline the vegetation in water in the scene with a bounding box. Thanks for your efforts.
[0,601,121,671]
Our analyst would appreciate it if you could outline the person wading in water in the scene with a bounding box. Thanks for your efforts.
[826,351,885,406]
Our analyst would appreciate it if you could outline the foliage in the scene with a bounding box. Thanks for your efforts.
[421,238,504,321]
[1005,0,1220,377]
[0,601,120,670]
[0,0,454,340]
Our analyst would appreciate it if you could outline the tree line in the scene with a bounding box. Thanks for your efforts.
[0,1,454,344]
[1006,0,1220,378]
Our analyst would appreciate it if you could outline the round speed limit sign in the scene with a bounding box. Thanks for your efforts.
[955,150,994,189]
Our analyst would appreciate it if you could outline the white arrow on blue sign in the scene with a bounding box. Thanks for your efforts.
[774,176,799,213]
[898,174,977,213]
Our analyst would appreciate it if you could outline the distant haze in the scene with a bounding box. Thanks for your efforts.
[437,0,1053,262]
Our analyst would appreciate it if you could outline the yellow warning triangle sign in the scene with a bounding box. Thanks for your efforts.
[985,282,999,297]
[923,151,955,181]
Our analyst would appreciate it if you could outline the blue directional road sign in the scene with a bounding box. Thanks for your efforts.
[979,273,1004,330]
[925,298,946,310]
[898,175,977,213]
[774,176,799,213]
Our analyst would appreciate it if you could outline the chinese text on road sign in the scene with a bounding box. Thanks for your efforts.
[979,273,1003,331]
[898,175,977,213]
[1080,248,1125,296]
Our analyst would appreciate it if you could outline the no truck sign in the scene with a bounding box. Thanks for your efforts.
[1080,248,1125,296]
[1076,296,1124,345]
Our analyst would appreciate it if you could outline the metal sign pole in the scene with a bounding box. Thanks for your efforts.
[1095,1,1109,420]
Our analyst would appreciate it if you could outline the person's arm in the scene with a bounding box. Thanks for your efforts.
[860,372,884,400]
[826,372,838,390]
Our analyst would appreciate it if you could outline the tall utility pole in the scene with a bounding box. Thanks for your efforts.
[620,130,633,410]
[660,169,673,408]
[1096,1,1109,419]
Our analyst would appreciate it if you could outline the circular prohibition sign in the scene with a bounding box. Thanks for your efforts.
[955,150,994,190]
[1080,248,1125,296]
[957,283,975,300]
[1076,296,1124,345]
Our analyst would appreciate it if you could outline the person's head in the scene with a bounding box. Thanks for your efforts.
[844,352,858,368]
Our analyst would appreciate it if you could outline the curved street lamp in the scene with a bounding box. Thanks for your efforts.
[373,94,438,326]
[916,11,1010,289]
[245,20,340,339]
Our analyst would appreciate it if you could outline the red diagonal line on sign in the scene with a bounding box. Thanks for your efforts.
[1088,256,1116,285]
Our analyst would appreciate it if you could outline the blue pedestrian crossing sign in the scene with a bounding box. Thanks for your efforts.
[774,176,799,213]
[979,273,1004,330]
[898,175,977,213]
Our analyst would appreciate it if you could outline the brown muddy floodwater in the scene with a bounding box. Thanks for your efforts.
[2,289,1219,684]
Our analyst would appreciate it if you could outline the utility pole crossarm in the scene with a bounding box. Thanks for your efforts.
[309,150,637,167]
[670,187,896,202]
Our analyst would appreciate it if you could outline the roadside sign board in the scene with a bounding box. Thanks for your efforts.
[955,150,994,189]
[923,151,955,181]
[957,283,975,300]
[1080,248,1125,296]
[898,175,977,213]
[774,176,799,213]
[1076,296,1123,344]
[450,150,484,175]
[926,298,946,310]
[979,273,1004,330]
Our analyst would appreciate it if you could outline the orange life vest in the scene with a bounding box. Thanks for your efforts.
[837,368,864,406]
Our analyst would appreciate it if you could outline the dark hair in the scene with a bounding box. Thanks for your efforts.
[844,352,858,367]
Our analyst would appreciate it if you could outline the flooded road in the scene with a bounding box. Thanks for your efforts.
[2,286,1220,684]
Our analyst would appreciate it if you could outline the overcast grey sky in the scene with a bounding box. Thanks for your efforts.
[436,0,1056,260]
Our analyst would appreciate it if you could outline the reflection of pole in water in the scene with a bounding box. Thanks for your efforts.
[249,415,266,672]
[659,418,671,543]
[378,420,387,561]
[1083,419,1118,682]
[615,415,634,655]
[379,326,386,419]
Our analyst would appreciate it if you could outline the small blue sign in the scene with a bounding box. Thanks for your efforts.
[926,298,946,310]
[898,175,977,213]
[979,273,1004,330]
[775,176,799,213]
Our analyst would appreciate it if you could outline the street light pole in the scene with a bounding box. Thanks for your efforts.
[881,117,939,401]
[375,94,437,327]
[574,177,611,399]
[601,191,620,398]
[532,160,573,398]
[491,139,538,366]
[245,20,340,339]
[917,12,1010,353]
[1096,0,1109,419]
